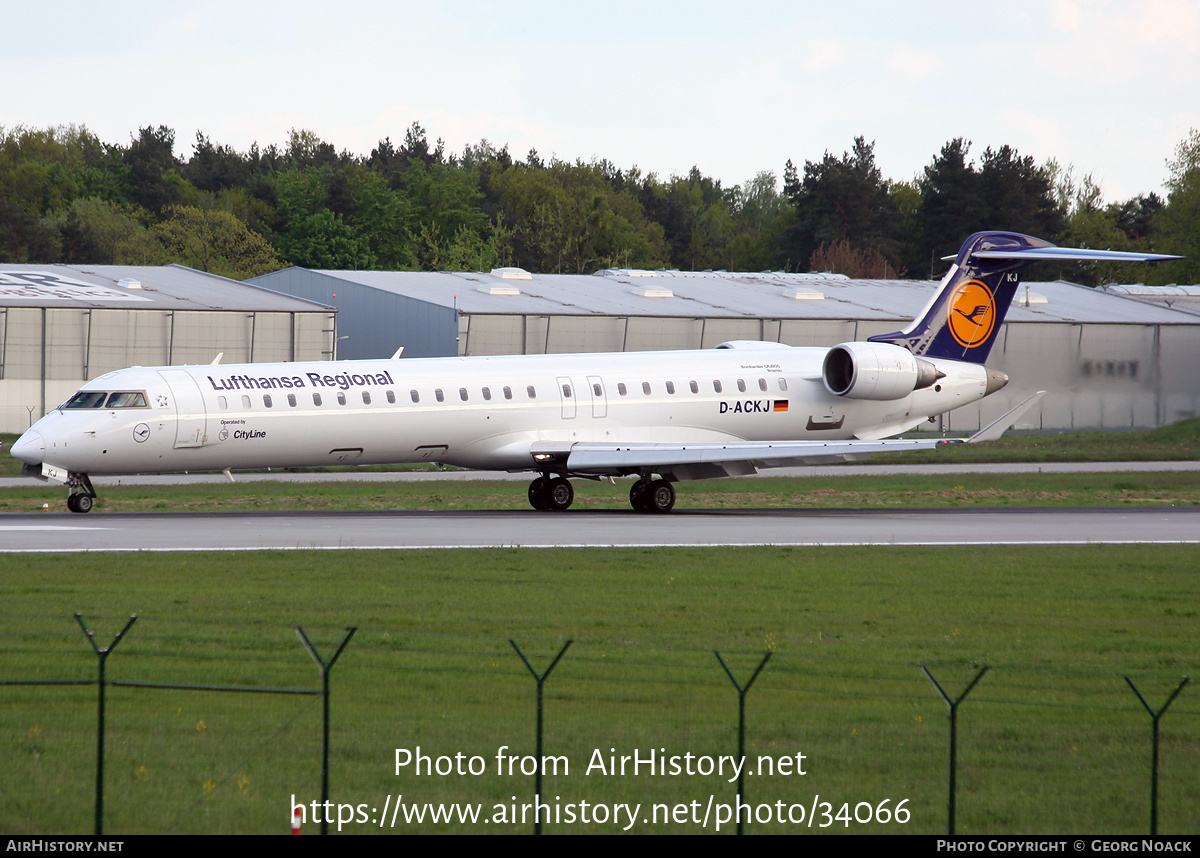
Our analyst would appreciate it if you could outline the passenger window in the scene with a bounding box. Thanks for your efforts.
[219,396,228,409]
[503,386,513,400]
[713,380,722,393]
[593,383,602,396]
[666,381,675,394]
[737,379,746,393]
[759,378,768,391]
[482,387,491,401]
[362,391,371,405]
[460,388,469,401]
[241,395,251,409]
[337,392,347,406]
[435,389,444,402]
[618,383,627,396]
[287,394,297,407]
[642,382,651,395]
[386,390,396,404]
[527,385,537,399]
[689,381,698,394]
[778,378,788,391]
[313,393,322,406]
[410,390,420,403]
[562,384,572,398]
[263,394,273,408]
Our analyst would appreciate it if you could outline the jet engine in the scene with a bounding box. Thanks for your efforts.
[822,342,942,401]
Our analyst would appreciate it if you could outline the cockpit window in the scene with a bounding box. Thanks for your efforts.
[63,391,108,409]
[106,392,147,408]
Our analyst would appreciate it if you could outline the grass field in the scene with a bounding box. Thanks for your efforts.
[2,421,1197,834]
[2,470,1200,514]
[1,546,1197,835]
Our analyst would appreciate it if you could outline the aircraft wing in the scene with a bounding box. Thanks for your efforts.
[564,437,960,479]
[558,391,1046,479]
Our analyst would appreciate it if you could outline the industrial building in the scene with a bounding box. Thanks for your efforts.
[249,266,1200,432]
[0,265,334,434]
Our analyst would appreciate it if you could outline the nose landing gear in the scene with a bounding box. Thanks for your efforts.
[66,474,97,514]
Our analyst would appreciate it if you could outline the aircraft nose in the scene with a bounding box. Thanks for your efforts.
[10,429,44,465]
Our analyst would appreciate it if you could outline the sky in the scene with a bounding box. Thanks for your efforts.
[4,0,1198,203]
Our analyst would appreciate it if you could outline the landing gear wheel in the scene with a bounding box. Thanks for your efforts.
[528,476,551,510]
[546,477,574,511]
[646,479,675,513]
[67,494,79,513]
[629,479,651,513]
[67,493,93,514]
[630,478,674,513]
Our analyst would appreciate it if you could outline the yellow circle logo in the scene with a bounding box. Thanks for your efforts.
[947,279,995,348]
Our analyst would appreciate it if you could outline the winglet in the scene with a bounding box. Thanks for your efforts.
[210,353,224,366]
[967,391,1046,443]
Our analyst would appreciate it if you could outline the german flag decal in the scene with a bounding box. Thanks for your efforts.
[774,400,789,412]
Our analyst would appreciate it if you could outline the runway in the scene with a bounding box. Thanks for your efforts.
[2,459,1198,489]
[1,506,1198,552]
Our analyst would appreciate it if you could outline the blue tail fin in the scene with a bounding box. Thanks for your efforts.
[868,231,1181,364]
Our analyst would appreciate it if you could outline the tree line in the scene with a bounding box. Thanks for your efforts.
[1,122,1197,285]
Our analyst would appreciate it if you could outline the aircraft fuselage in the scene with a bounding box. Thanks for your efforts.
[15,346,989,478]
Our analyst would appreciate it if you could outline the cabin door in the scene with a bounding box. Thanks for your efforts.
[157,370,208,448]
[587,375,608,418]
[556,377,577,419]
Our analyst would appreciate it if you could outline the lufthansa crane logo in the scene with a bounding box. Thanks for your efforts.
[947,279,996,348]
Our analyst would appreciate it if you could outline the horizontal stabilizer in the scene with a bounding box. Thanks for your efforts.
[943,247,1183,262]
[967,391,1046,443]
[880,232,1182,366]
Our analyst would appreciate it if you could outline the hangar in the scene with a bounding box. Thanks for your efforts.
[0,265,334,434]
[249,266,1200,432]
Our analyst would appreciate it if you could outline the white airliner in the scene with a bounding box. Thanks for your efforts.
[8,232,1180,513]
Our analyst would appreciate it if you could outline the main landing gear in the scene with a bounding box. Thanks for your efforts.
[66,473,97,514]
[629,477,675,514]
[528,475,575,511]
[526,474,676,513]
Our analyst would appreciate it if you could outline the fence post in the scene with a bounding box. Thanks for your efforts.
[920,663,988,836]
[714,650,772,835]
[295,625,357,836]
[1124,675,1189,835]
[75,612,138,837]
[509,639,572,835]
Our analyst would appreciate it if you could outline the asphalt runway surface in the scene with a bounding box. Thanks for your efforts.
[1,506,1198,552]
[2,459,1199,489]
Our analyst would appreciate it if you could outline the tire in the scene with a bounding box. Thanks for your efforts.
[647,479,675,513]
[74,494,94,514]
[629,479,650,513]
[528,477,551,510]
[547,477,574,511]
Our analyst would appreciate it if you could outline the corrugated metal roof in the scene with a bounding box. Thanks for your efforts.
[0,264,332,312]
[1107,284,1200,296]
[1103,284,1200,317]
[307,269,1200,325]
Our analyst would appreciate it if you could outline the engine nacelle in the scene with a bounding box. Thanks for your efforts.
[822,342,941,400]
